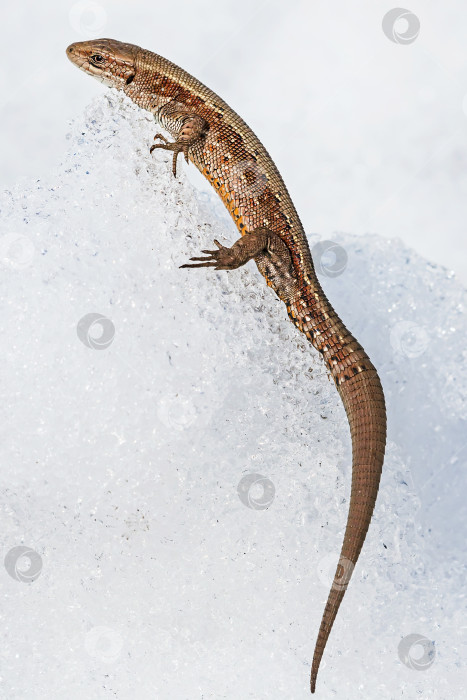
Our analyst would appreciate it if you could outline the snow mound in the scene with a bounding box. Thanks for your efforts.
[0,92,465,699]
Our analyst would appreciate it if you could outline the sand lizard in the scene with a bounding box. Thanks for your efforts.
[66,38,387,694]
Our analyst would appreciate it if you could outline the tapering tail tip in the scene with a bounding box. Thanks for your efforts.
[309,646,321,693]
[307,367,386,694]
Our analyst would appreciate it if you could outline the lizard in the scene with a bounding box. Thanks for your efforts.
[66,38,387,694]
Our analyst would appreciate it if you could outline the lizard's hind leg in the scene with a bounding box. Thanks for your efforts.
[181,228,300,302]
[180,229,272,271]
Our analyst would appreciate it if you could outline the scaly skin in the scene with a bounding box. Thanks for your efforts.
[67,39,387,693]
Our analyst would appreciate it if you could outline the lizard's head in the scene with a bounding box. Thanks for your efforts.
[66,39,139,89]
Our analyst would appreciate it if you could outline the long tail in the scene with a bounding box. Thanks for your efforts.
[286,282,387,694]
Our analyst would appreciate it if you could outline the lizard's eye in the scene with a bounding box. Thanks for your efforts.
[91,54,104,64]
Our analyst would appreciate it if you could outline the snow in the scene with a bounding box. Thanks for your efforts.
[0,92,465,699]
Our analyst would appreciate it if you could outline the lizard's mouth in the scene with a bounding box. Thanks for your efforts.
[66,42,90,65]
[66,40,137,89]
[66,43,83,67]
[66,42,112,86]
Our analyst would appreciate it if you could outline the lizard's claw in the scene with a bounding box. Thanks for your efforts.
[180,240,240,270]
[150,134,182,176]
[149,133,168,154]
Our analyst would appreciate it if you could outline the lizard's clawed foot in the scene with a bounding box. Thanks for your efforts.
[180,240,242,270]
[149,116,208,177]
[149,133,169,151]
[150,134,187,177]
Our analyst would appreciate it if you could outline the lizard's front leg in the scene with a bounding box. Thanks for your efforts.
[181,227,300,301]
[150,114,209,177]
